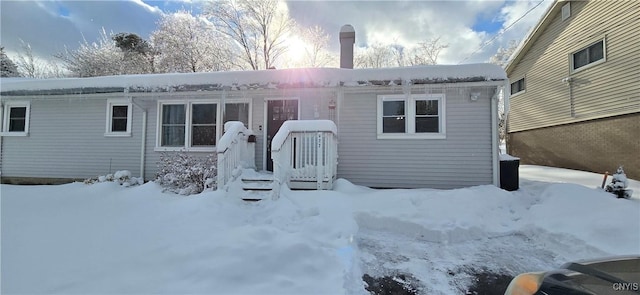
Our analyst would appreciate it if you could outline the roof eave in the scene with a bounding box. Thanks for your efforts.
[505,0,564,75]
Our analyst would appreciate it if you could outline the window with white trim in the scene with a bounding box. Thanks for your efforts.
[2,102,30,135]
[105,100,132,136]
[161,104,186,147]
[572,39,605,71]
[190,103,216,146]
[377,94,445,139]
[510,78,525,95]
[157,101,218,149]
[223,102,250,127]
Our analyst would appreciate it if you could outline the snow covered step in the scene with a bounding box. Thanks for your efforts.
[241,190,274,201]
[241,180,274,191]
[240,170,274,182]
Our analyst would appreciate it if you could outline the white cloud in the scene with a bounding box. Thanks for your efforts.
[1,0,162,61]
[1,0,554,67]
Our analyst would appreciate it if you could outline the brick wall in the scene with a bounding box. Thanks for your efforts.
[507,113,640,180]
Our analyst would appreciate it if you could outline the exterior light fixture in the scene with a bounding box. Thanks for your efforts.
[328,100,336,110]
[470,92,481,101]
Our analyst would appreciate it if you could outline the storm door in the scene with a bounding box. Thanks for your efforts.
[265,99,298,171]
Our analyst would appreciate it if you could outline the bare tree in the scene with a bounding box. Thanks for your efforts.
[55,28,123,77]
[354,43,400,68]
[15,40,66,78]
[16,40,38,78]
[298,25,335,68]
[151,11,234,73]
[204,0,295,70]
[490,39,519,68]
[490,40,520,142]
[407,37,448,66]
[354,37,447,69]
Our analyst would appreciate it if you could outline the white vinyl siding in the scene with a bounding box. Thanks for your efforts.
[104,99,132,136]
[1,97,142,179]
[341,86,493,189]
[1,101,30,136]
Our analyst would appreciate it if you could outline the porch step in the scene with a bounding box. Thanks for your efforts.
[241,180,274,190]
[239,170,275,201]
[241,170,275,181]
[241,190,274,202]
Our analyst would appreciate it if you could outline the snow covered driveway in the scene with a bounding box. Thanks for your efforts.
[1,166,639,294]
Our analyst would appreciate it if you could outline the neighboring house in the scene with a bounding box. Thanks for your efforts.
[1,26,507,191]
[506,0,640,179]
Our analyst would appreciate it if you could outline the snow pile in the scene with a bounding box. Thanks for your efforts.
[84,170,142,187]
[1,165,638,294]
[605,166,633,198]
[217,121,253,153]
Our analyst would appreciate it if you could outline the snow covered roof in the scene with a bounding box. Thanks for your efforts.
[1,64,506,96]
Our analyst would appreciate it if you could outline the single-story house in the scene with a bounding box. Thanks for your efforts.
[1,26,508,192]
[1,64,507,190]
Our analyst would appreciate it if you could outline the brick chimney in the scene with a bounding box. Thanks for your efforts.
[339,24,355,69]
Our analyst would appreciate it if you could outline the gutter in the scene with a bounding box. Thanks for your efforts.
[130,98,147,181]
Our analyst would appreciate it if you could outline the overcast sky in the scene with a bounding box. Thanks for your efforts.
[0,0,553,67]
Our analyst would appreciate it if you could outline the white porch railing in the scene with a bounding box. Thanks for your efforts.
[217,121,255,191]
[271,120,338,195]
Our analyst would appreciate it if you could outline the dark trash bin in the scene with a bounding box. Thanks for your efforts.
[499,154,519,191]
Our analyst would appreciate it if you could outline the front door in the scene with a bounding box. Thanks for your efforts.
[266,99,298,171]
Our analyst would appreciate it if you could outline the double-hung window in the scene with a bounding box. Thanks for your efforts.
[377,94,445,139]
[105,99,132,136]
[2,101,30,136]
[190,103,216,146]
[571,39,605,72]
[158,101,218,150]
[223,102,250,128]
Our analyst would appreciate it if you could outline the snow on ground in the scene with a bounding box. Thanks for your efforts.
[1,166,639,294]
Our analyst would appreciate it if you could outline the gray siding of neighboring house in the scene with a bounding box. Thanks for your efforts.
[1,95,143,180]
[337,85,495,189]
[508,0,640,133]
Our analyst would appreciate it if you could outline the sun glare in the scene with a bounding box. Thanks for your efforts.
[285,36,308,63]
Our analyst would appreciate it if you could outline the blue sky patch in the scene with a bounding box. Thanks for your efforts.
[57,4,70,17]
[142,0,201,14]
[472,18,504,34]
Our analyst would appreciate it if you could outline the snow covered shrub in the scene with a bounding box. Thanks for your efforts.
[605,166,632,199]
[155,152,217,195]
[83,170,143,187]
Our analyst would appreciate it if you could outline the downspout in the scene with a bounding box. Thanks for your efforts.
[491,87,500,187]
[0,102,3,179]
[498,81,512,186]
[131,98,147,181]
